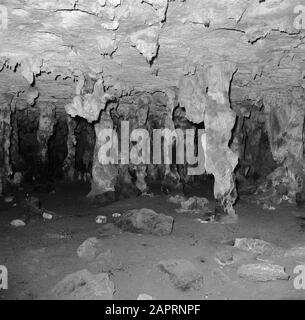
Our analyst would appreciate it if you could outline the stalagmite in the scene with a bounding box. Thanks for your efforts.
[88,110,118,198]
[63,115,77,181]
[37,102,56,164]
[10,99,22,171]
[128,98,150,194]
[162,89,183,194]
[255,88,305,204]
[179,63,239,219]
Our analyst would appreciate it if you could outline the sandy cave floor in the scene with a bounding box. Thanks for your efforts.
[0,182,305,300]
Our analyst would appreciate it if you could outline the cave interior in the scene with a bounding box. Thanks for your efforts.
[1,0,305,300]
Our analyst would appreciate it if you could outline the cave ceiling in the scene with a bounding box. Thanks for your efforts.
[0,0,305,109]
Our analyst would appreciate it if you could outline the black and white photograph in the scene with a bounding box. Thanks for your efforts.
[0,0,305,305]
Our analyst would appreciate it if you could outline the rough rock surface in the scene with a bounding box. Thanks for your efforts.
[234,238,281,256]
[51,269,115,300]
[158,259,204,291]
[77,237,101,261]
[1,0,305,214]
[88,111,119,198]
[176,196,210,214]
[116,208,174,235]
[237,263,289,282]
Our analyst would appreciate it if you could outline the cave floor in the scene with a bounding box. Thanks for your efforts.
[0,183,305,300]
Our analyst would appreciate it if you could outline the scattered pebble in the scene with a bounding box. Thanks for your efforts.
[42,212,53,220]
[10,219,26,227]
[4,196,14,203]
[112,213,121,219]
[263,204,276,211]
[95,215,107,224]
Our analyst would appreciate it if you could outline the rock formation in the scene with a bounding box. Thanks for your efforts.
[1,0,305,216]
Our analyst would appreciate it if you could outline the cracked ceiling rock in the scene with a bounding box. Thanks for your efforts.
[241,0,297,33]
[20,57,43,85]
[65,79,112,122]
[130,26,160,63]
[245,26,271,44]
[25,87,40,106]
[141,0,169,23]
[97,34,118,56]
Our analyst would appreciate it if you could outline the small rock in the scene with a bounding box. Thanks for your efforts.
[137,294,153,300]
[42,212,53,220]
[237,263,289,282]
[177,196,211,214]
[10,219,26,227]
[234,238,277,256]
[51,269,114,300]
[77,237,100,261]
[215,249,234,266]
[142,192,154,198]
[158,259,204,291]
[168,195,186,205]
[112,213,121,219]
[116,208,174,236]
[4,195,14,203]
[96,215,107,224]
[263,204,276,211]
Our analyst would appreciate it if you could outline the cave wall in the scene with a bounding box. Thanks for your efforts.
[1,0,305,214]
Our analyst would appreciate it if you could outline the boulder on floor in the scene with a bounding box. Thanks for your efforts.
[116,208,174,236]
[215,247,258,266]
[168,194,186,205]
[234,238,280,256]
[158,259,204,291]
[51,269,115,300]
[77,237,101,261]
[77,237,111,262]
[175,196,211,214]
[237,263,289,282]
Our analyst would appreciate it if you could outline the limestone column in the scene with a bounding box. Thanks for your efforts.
[130,101,150,194]
[179,62,239,219]
[162,90,183,194]
[262,88,305,203]
[37,102,56,164]
[0,94,13,194]
[88,111,118,198]
[63,115,77,181]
